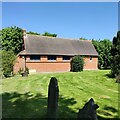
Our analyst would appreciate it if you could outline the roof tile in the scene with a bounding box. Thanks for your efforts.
[20,34,98,56]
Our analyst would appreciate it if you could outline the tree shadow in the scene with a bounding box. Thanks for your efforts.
[1,92,77,119]
[103,106,118,113]
[58,95,77,118]
[104,73,115,78]
[98,115,120,120]
[2,92,47,118]
[2,92,119,119]
[97,105,119,120]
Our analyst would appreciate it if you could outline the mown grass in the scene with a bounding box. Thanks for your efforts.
[1,70,119,119]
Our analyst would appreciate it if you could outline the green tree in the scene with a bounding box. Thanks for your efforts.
[1,26,23,54]
[71,56,84,72]
[27,31,40,35]
[79,37,87,40]
[1,50,16,77]
[42,32,57,37]
[92,39,112,69]
[111,31,120,77]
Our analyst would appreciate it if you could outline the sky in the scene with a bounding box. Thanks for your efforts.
[2,2,118,40]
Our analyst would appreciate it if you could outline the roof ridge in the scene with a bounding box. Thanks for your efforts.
[26,34,91,42]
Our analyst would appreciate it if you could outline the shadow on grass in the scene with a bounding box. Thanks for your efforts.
[98,116,120,120]
[2,92,47,118]
[103,106,118,113]
[1,92,77,119]
[1,92,119,119]
[97,105,119,120]
[58,95,77,118]
[104,73,115,78]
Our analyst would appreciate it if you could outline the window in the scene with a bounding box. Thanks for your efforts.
[90,56,92,61]
[30,55,40,60]
[63,56,71,61]
[48,56,56,61]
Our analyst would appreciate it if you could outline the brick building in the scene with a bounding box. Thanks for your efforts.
[14,32,98,73]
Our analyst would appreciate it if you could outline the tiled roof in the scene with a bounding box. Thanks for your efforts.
[20,34,98,56]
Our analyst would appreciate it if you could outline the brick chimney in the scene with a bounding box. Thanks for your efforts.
[22,29,27,50]
[23,29,27,39]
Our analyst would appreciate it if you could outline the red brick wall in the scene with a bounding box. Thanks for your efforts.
[26,62,70,72]
[13,56,24,73]
[84,56,98,70]
[13,55,98,73]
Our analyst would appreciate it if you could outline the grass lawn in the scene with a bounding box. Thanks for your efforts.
[1,70,119,119]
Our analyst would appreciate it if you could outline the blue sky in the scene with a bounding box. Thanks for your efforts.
[2,2,118,40]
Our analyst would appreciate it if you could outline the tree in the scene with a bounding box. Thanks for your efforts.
[111,31,120,77]
[42,32,57,37]
[1,50,16,77]
[71,56,84,72]
[1,26,23,55]
[27,31,57,37]
[27,31,40,35]
[79,37,87,40]
[92,39,112,69]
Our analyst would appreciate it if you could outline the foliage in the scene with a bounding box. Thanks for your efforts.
[1,26,23,55]
[111,31,120,77]
[79,37,87,40]
[18,67,29,75]
[1,50,16,77]
[42,32,57,37]
[1,70,118,118]
[1,26,23,77]
[27,31,57,37]
[18,67,24,75]
[116,73,120,83]
[27,31,40,35]
[71,56,84,72]
[25,67,29,74]
[92,39,112,69]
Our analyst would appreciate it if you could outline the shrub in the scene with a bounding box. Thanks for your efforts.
[1,50,16,77]
[18,68,24,75]
[18,67,29,75]
[71,56,84,72]
[25,67,29,75]
[116,73,120,83]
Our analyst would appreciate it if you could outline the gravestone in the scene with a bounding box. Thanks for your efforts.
[47,77,59,119]
[77,98,99,120]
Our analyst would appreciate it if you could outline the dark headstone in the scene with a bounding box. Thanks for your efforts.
[77,98,99,120]
[47,77,59,119]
